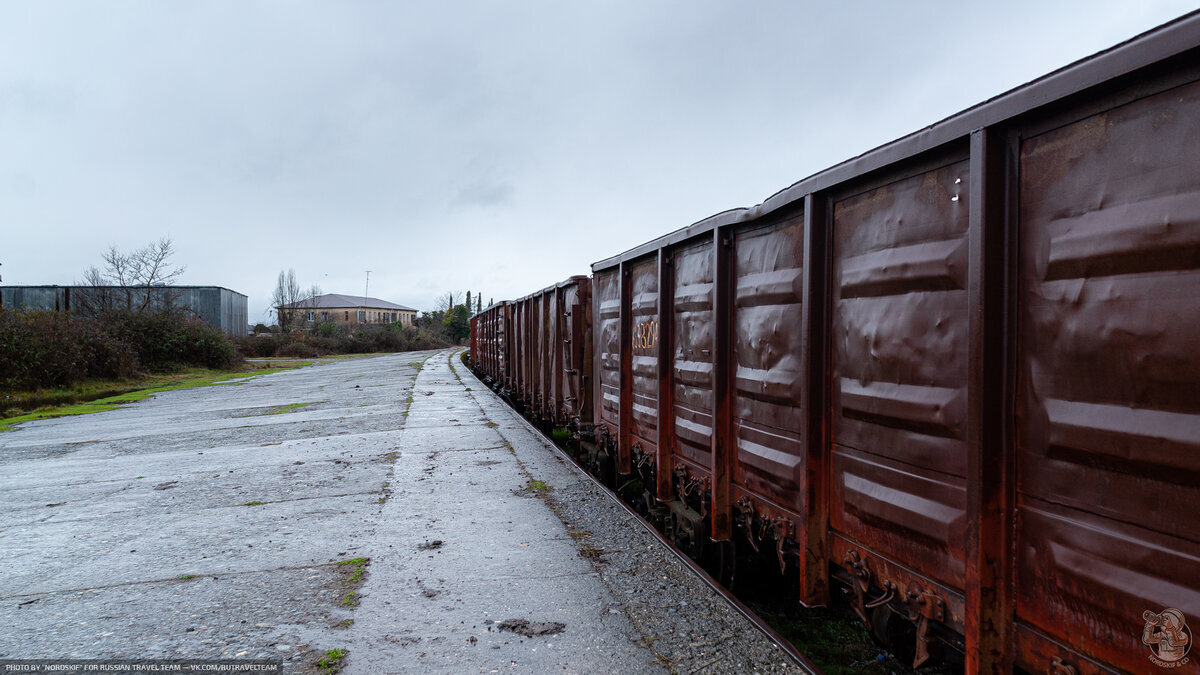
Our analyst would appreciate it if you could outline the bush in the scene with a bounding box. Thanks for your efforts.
[234,335,283,358]
[99,311,238,372]
[315,321,344,338]
[278,342,319,358]
[231,323,449,358]
[0,308,239,393]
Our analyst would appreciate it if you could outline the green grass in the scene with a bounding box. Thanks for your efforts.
[340,591,358,606]
[252,401,314,416]
[242,500,266,506]
[336,557,369,584]
[176,574,201,580]
[0,363,311,433]
[318,648,347,671]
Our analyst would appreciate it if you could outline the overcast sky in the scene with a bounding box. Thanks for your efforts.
[2,2,1196,322]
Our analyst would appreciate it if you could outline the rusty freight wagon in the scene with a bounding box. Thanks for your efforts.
[492,277,592,432]
[470,13,1200,673]
[470,302,511,392]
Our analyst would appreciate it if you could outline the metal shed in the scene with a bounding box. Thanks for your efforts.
[0,285,249,337]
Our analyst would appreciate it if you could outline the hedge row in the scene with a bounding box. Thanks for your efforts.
[234,323,449,358]
[0,309,239,392]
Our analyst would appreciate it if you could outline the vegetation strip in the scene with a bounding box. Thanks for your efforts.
[0,365,309,433]
[252,401,315,416]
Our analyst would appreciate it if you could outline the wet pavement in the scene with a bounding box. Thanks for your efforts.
[0,348,802,673]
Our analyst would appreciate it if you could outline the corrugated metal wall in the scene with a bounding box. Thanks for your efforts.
[0,286,248,337]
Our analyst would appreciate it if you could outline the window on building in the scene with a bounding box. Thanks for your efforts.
[358,310,366,322]
[306,311,314,322]
[344,311,349,321]
[321,312,329,321]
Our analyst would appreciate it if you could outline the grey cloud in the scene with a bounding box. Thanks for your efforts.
[0,1,1195,321]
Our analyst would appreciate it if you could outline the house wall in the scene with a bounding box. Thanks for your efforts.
[289,306,417,328]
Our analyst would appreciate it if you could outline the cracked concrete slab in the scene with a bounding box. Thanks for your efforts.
[0,352,432,669]
[1,348,801,673]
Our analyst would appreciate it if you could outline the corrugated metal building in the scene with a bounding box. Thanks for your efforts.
[0,285,249,337]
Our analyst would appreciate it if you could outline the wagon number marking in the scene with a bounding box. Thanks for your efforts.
[633,320,658,352]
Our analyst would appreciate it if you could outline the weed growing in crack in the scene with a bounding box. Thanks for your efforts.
[318,648,347,671]
[242,501,265,506]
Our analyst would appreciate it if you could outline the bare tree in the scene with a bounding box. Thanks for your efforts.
[271,270,323,332]
[76,237,186,315]
[271,269,302,332]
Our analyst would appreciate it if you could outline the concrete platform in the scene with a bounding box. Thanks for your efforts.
[0,349,801,674]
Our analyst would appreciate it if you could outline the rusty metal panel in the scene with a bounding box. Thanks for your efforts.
[534,293,545,415]
[545,289,560,421]
[731,215,806,509]
[498,304,509,387]
[594,269,621,432]
[512,302,522,399]
[628,257,660,450]
[469,315,478,365]
[671,239,716,473]
[830,161,970,591]
[519,298,531,406]
[539,291,553,419]
[559,278,592,424]
[1015,77,1200,673]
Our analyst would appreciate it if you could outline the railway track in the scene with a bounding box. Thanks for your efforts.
[510,404,823,673]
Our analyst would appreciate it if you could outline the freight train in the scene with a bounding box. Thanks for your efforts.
[469,14,1200,674]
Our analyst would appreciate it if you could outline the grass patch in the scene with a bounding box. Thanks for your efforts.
[242,500,265,506]
[485,421,499,429]
[551,427,572,444]
[251,401,314,416]
[336,557,369,584]
[0,363,309,433]
[317,648,347,672]
[340,591,359,606]
[176,574,201,580]
[335,619,354,629]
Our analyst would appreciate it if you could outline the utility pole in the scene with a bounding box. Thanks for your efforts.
[364,270,372,299]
